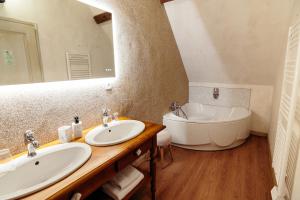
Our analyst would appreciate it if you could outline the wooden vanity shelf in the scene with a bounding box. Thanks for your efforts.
[87,170,150,200]
[21,118,165,200]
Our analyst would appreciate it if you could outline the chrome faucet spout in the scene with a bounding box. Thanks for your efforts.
[170,102,188,120]
[102,107,112,127]
[179,107,188,120]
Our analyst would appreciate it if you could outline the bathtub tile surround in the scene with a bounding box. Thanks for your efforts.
[189,82,273,134]
[0,0,188,155]
[189,85,251,108]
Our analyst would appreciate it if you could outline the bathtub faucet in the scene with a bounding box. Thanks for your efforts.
[213,88,219,99]
[170,102,188,120]
[170,102,181,112]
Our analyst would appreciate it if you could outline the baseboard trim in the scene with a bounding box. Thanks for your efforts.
[250,130,268,137]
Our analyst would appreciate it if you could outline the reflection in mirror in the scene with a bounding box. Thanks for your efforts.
[0,0,115,86]
[0,18,43,85]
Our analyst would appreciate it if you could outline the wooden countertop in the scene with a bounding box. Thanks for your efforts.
[20,118,165,200]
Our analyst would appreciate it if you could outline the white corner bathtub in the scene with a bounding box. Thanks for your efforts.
[163,103,252,151]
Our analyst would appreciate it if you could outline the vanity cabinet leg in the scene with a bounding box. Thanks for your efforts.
[150,136,157,200]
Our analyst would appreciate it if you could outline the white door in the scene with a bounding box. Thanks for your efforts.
[0,17,43,85]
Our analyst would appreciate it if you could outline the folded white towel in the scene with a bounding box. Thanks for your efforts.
[110,165,143,190]
[102,172,144,200]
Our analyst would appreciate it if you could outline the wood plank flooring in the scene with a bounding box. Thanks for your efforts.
[132,135,274,200]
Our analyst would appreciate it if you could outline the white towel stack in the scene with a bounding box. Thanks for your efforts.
[102,165,144,200]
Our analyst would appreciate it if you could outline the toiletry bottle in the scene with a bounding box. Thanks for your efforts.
[72,116,83,139]
[58,126,72,143]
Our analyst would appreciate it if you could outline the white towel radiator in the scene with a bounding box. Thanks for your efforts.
[66,52,92,80]
[271,21,300,199]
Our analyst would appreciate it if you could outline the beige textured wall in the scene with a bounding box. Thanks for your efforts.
[0,0,188,154]
[164,0,293,134]
[164,0,292,85]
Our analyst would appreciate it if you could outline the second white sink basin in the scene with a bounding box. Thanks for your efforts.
[85,120,145,146]
[0,142,91,200]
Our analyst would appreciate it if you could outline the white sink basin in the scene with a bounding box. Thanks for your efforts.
[85,120,145,146]
[0,142,91,199]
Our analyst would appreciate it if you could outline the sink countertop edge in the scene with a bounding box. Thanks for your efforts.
[17,118,165,200]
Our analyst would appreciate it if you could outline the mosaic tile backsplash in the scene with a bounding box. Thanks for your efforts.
[189,86,251,108]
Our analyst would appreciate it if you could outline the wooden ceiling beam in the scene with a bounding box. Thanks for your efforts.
[93,12,112,24]
[160,0,173,4]
[93,0,173,24]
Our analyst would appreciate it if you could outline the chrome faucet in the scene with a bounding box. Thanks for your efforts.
[213,88,220,99]
[170,102,188,119]
[170,102,181,113]
[24,130,39,157]
[102,108,112,127]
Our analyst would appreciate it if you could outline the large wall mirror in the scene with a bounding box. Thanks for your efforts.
[0,0,115,86]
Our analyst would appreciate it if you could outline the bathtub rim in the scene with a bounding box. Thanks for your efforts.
[163,105,252,124]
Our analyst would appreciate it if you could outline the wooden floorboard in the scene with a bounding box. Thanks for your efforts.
[132,135,273,200]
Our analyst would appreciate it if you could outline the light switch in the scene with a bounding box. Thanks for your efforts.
[3,50,14,65]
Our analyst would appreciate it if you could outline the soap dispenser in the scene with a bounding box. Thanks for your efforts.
[72,116,83,139]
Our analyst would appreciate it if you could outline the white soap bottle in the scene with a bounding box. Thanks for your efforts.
[72,116,83,139]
